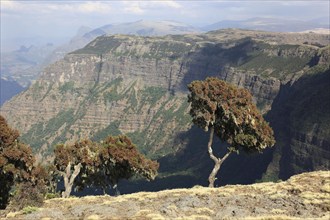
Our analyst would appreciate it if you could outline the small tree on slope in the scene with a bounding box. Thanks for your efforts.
[0,115,48,209]
[54,135,159,198]
[0,115,33,208]
[187,77,275,187]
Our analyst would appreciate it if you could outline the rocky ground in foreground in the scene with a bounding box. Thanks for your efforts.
[1,171,329,220]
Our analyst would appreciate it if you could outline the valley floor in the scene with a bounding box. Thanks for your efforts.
[1,171,329,220]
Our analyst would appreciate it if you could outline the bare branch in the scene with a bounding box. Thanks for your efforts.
[69,163,82,186]
[219,150,232,165]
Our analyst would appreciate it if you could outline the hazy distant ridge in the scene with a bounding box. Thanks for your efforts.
[202,17,329,32]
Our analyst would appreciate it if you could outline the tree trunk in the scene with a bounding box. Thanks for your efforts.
[113,184,120,196]
[208,159,221,187]
[60,162,82,198]
[207,127,232,187]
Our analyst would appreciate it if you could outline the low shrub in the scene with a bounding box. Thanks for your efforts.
[8,182,47,211]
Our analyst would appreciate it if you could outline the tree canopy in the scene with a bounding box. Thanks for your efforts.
[54,135,159,197]
[0,115,48,209]
[1,113,159,206]
[188,77,275,187]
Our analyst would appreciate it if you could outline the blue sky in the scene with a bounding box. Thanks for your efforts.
[1,0,329,51]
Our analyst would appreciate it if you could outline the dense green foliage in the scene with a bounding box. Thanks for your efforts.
[92,120,121,141]
[59,82,75,93]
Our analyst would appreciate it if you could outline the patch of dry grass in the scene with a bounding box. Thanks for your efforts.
[3,171,329,220]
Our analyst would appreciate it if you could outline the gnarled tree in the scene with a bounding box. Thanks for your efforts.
[188,77,275,187]
[98,135,159,192]
[0,115,47,209]
[54,140,96,198]
[54,135,159,198]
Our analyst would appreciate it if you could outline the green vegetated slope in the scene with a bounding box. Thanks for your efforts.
[1,29,329,187]
[20,78,191,160]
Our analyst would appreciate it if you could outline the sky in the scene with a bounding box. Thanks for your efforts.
[1,0,329,51]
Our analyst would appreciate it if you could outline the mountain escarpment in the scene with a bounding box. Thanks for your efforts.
[1,29,329,186]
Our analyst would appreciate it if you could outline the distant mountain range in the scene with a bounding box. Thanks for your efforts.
[45,18,329,65]
[202,17,329,32]
[88,20,199,37]
[1,18,329,87]
[2,20,200,88]
[45,20,200,64]
[0,43,56,87]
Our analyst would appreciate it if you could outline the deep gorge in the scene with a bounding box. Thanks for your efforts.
[1,29,329,191]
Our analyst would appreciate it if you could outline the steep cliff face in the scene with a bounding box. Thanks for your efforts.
[1,29,329,183]
[265,67,330,180]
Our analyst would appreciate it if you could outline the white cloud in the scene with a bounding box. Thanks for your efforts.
[1,1,112,15]
[123,1,144,14]
[1,0,24,12]
[1,0,182,18]
[156,0,182,9]
[122,0,182,14]
[279,1,322,7]
[76,1,112,14]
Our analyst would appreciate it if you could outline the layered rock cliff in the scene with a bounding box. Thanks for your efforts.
[1,29,329,184]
